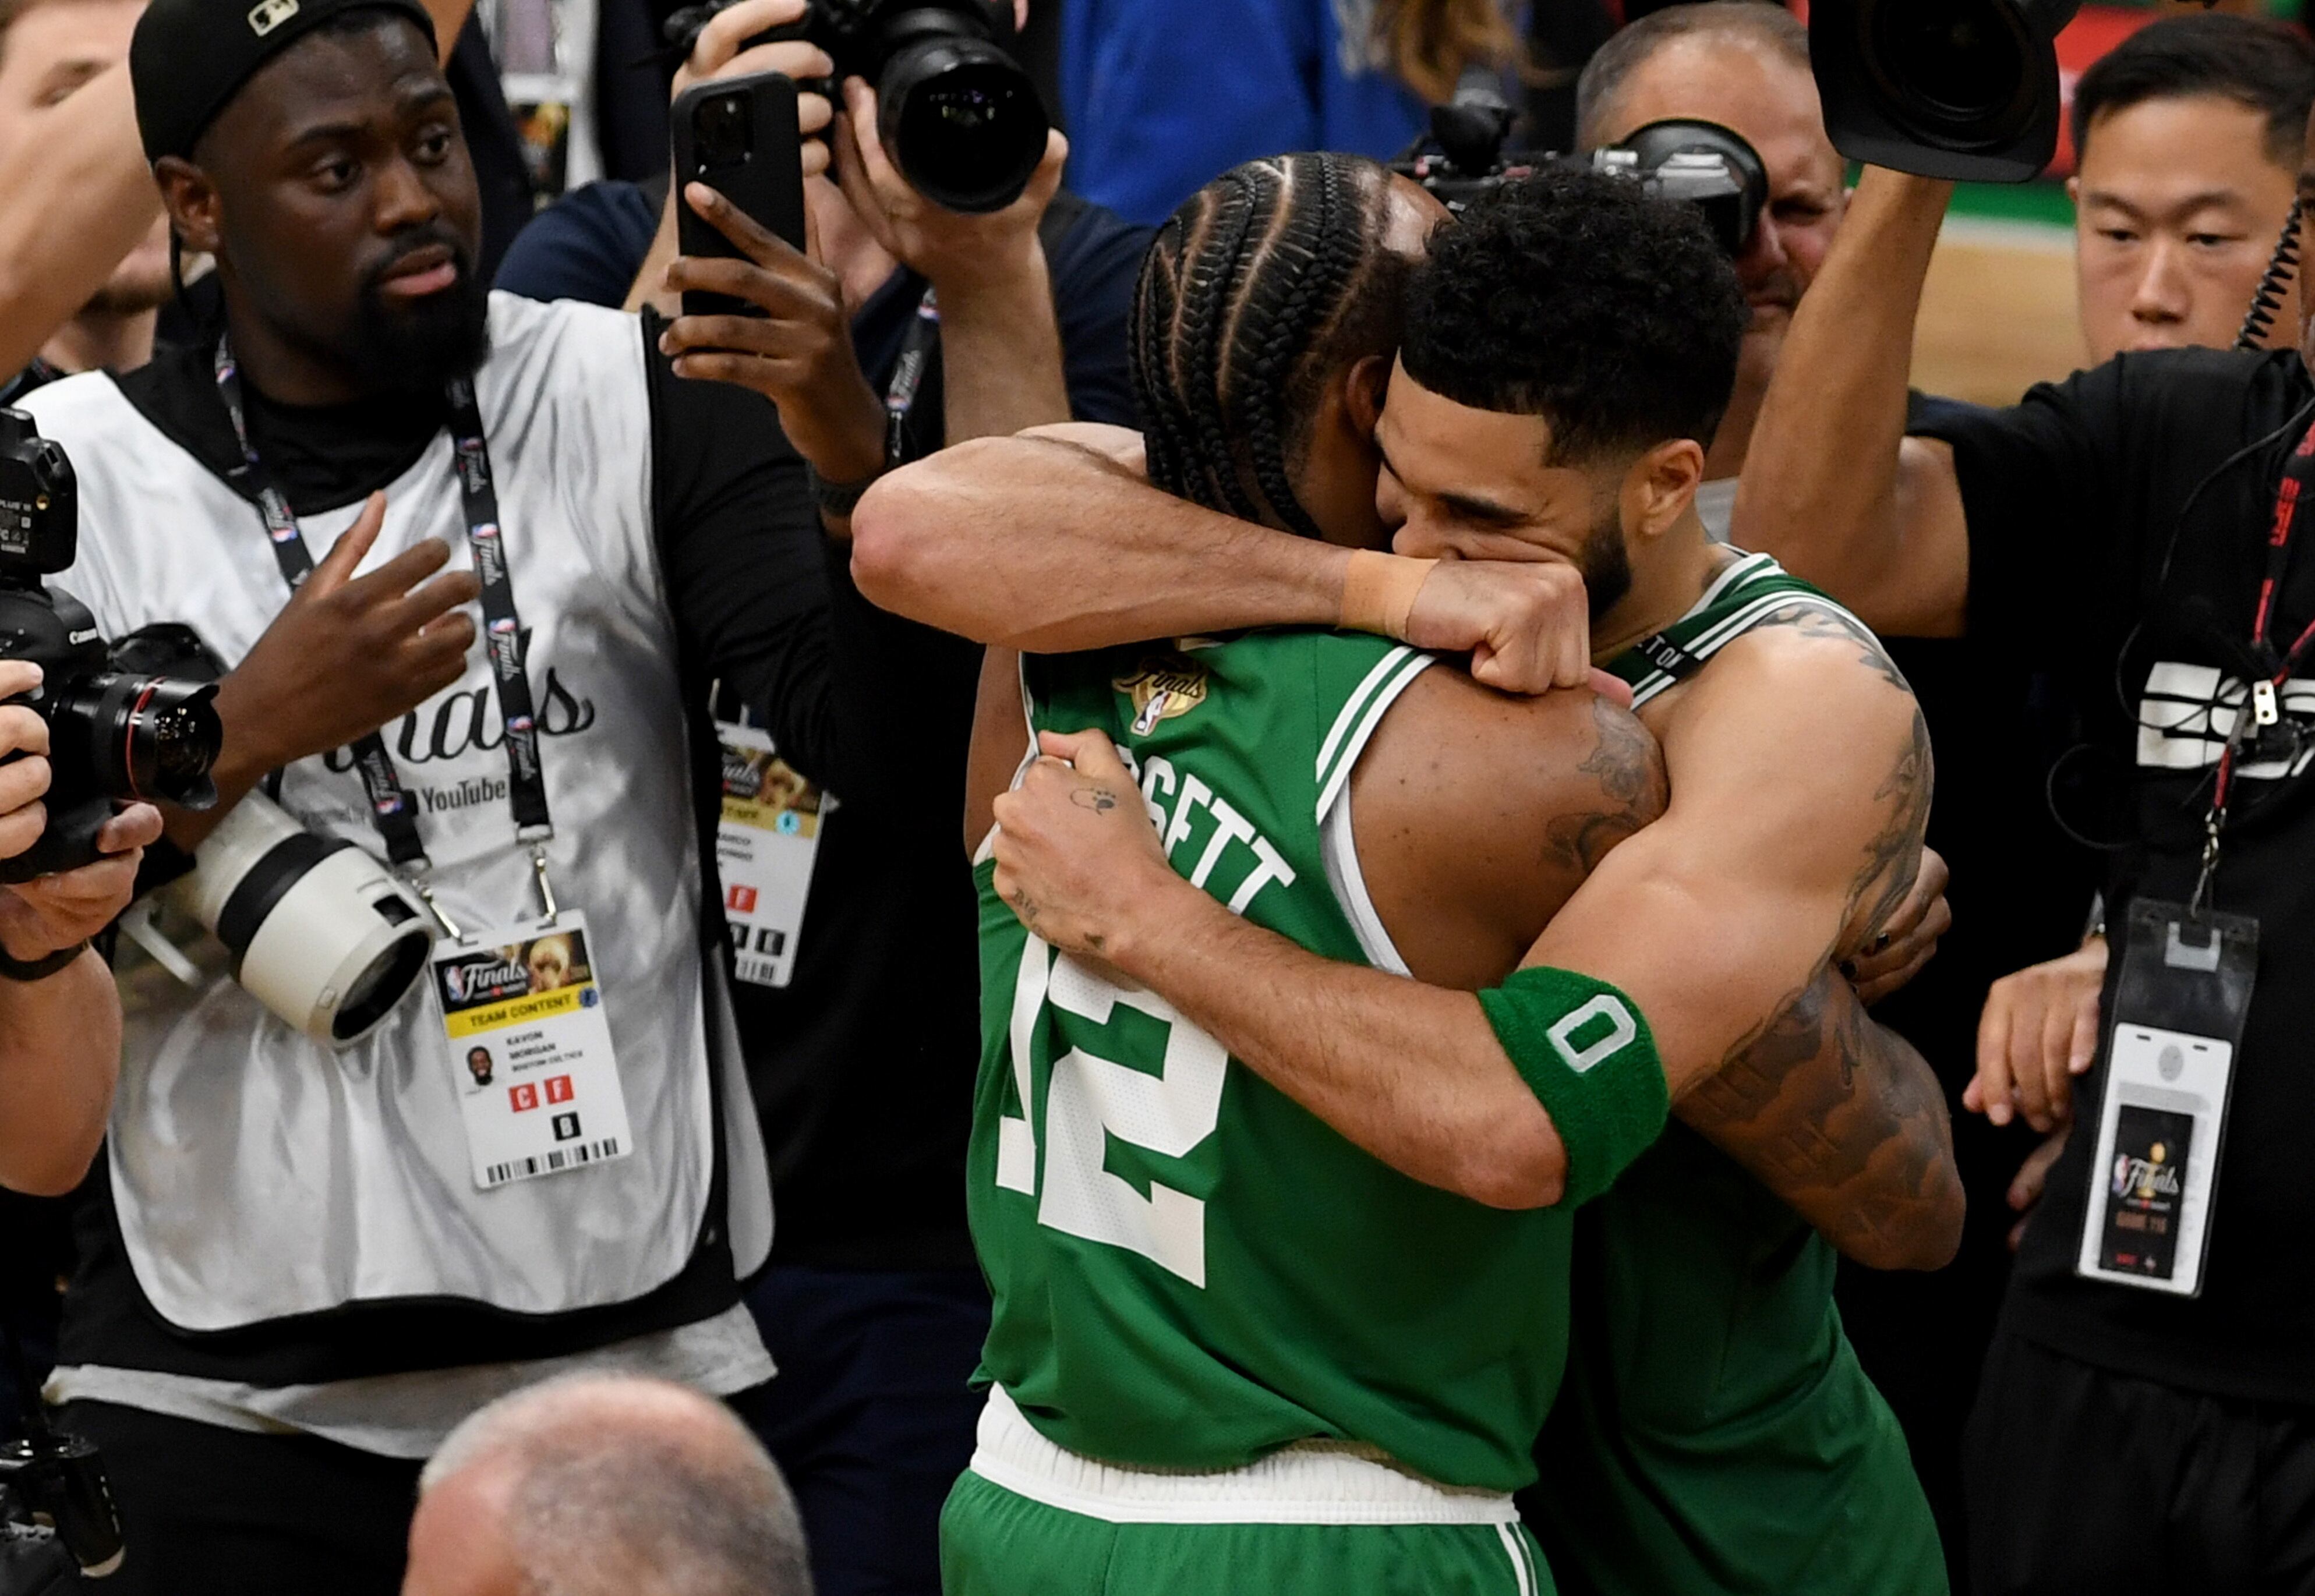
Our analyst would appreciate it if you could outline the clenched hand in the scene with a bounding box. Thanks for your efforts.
[1401,560,1595,697]
[991,729,1182,963]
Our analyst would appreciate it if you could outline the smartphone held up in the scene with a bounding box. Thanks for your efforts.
[671,71,811,320]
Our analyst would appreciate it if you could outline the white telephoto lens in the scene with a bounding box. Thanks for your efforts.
[181,794,436,1046]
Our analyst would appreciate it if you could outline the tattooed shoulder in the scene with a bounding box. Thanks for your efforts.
[1713,602,1933,949]
[1749,600,1911,696]
[1547,697,1668,875]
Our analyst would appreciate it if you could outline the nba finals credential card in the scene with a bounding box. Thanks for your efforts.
[716,721,833,988]
[434,915,634,1189]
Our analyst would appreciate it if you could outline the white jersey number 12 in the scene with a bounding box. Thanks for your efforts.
[996,936,1228,1287]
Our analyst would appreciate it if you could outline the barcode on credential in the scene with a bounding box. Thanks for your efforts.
[483,1137,624,1187]
[734,956,787,986]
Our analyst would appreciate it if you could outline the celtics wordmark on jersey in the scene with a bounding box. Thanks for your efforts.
[970,629,1575,1494]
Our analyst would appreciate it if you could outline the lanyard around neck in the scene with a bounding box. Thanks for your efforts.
[213,340,557,928]
[883,288,939,468]
[2196,416,2315,912]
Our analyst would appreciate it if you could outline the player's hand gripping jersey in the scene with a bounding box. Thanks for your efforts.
[971,629,1575,1492]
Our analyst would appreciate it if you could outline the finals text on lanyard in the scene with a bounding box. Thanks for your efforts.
[211,341,557,937]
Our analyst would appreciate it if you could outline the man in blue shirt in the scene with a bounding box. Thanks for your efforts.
[1058,0,1430,225]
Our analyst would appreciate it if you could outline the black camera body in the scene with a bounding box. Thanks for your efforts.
[0,1500,77,1596]
[0,410,221,883]
[0,1432,124,1586]
[1811,0,2080,182]
[1392,86,1769,258]
[666,0,1049,214]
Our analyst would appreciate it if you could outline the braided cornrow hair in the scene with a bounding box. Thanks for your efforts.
[1129,152,1405,540]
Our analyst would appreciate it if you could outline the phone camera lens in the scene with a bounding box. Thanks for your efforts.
[698,93,751,164]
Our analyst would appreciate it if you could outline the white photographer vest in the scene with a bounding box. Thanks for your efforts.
[20,294,773,1332]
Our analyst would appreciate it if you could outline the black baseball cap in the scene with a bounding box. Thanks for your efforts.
[130,0,437,164]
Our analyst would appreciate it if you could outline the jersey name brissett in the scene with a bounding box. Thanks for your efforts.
[971,632,1577,1495]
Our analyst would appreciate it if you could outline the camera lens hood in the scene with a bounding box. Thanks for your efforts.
[876,25,1048,213]
[181,794,435,1047]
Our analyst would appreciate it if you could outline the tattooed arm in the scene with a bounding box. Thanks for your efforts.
[981,604,1956,1237]
[1526,610,1963,1266]
[1681,967,1961,1269]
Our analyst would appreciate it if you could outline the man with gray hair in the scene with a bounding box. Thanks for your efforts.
[1574,0,1844,543]
[401,1376,813,1596]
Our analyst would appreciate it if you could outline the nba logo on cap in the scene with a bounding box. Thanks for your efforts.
[247,0,298,33]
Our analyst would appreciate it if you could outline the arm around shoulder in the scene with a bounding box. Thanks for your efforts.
[1531,630,1961,1265]
[850,434,1349,650]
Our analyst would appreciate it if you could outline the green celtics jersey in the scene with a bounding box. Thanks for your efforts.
[1530,550,1944,1595]
[971,629,1572,1494]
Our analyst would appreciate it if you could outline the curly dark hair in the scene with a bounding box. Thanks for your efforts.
[1401,167,1749,464]
[1131,153,1413,539]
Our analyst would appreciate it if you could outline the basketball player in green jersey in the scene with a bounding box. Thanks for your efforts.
[865,171,1960,1595]
[943,153,1675,1595]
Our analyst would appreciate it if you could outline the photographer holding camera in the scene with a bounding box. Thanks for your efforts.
[0,660,158,1198]
[510,6,1143,1591]
[1734,83,2315,1594]
[0,0,916,1581]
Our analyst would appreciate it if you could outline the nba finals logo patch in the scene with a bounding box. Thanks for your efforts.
[248,0,298,34]
[1114,654,1209,737]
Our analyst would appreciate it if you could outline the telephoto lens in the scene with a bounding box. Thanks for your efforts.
[873,15,1049,213]
[1865,0,2035,147]
[179,792,436,1046]
[1810,0,2079,181]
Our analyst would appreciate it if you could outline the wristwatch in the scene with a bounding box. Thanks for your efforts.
[0,940,86,982]
[807,462,884,519]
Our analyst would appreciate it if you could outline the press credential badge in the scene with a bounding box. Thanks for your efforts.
[434,913,634,1188]
[2076,900,2256,1298]
[716,721,833,988]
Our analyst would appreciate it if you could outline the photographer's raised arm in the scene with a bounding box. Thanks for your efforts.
[0,68,157,383]
[1730,169,1973,639]
[827,77,1073,448]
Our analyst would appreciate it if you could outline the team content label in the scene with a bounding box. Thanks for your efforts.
[433,914,635,1189]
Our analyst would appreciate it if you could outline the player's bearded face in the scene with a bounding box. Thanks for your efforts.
[1578,501,1634,620]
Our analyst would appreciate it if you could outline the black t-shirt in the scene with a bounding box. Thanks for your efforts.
[1914,345,2315,1403]
[56,317,830,1385]
[728,199,1148,1270]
